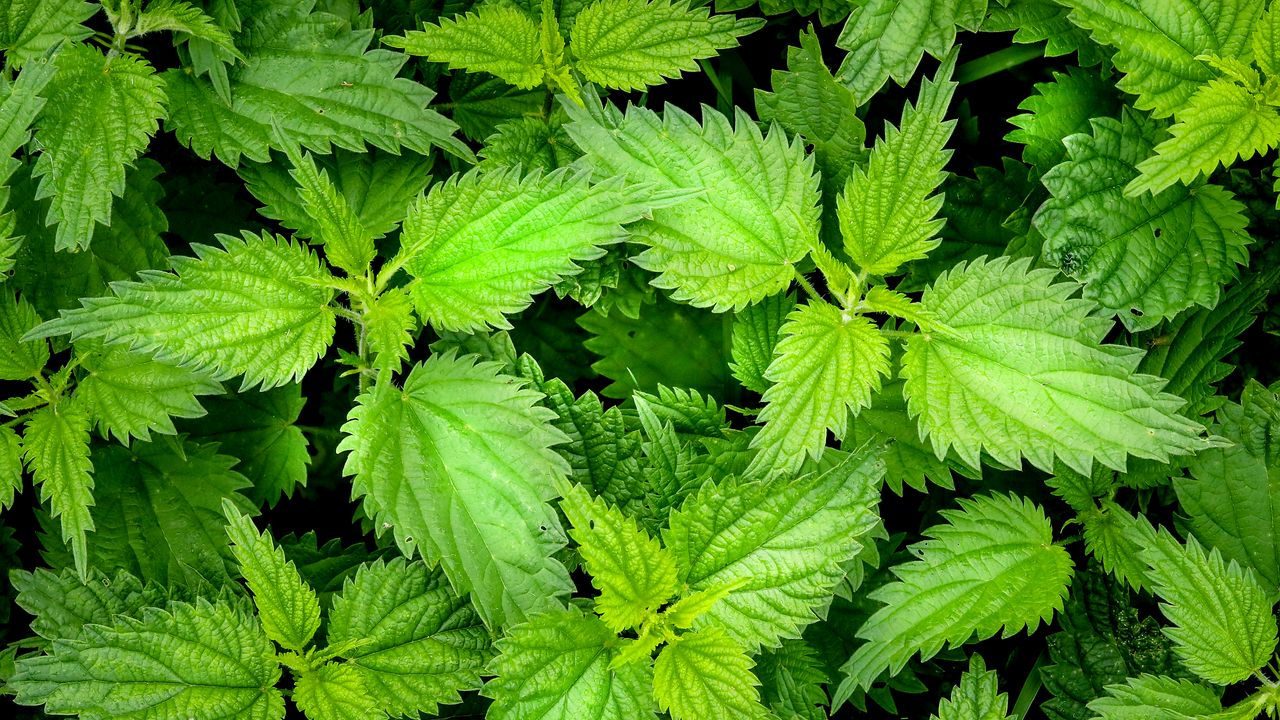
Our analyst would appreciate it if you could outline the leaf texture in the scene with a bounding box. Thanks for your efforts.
[564,93,820,311]
[33,232,335,391]
[0,0,95,68]
[653,626,768,720]
[76,343,222,444]
[0,289,48,380]
[901,256,1211,475]
[23,404,93,578]
[729,292,795,395]
[1087,675,1226,719]
[384,4,544,89]
[293,663,378,720]
[931,655,1013,720]
[224,502,321,652]
[338,352,573,628]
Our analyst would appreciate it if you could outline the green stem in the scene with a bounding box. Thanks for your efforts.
[791,268,821,302]
[956,42,1047,84]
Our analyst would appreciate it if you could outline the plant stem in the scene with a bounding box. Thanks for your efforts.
[792,268,821,302]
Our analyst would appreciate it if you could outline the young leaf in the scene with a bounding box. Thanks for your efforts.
[653,626,769,720]
[23,403,93,579]
[1087,674,1227,719]
[569,0,762,91]
[666,447,883,651]
[0,290,48,380]
[746,301,890,476]
[561,483,680,632]
[224,501,321,652]
[1059,0,1262,117]
[9,600,285,720]
[834,0,982,104]
[1082,500,1157,594]
[729,292,795,395]
[756,639,830,720]
[397,168,654,332]
[31,232,336,391]
[338,352,574,628]
[33,44,166,251]
[901,256,1211,475]
[293,662,378,720]
[361,287,417,373]
[0,0,96,68]
[384,4,545,89]
[484,608,657,720]
[75,343,222,444]
[834,494,1073,703]
[931,655,1013,720]
[283,146,376,277]
[564,93,821,311]
[1136,527,1278,684]
[1033,111,1250,330]
[1126,78,1280,196]
[838,52,957,276]
[327,558,492,717]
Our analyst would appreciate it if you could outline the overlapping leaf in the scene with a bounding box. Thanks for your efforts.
[23,403,93,578]
[224,502,321,652]
[75,343,221,444]
[653,626,768,720]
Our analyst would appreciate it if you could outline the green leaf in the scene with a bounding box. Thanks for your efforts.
[224,501,321,651]
[164,3,469,167]
[756,639,830,720]
[834,0,982,104]
[327,557,491,717]
[10,599,285,720]
[1255,4,1280,78]
[384,4,545,89]
[130,0,239,56]
[179,383,310,509]
[1136,526,1278,684]
[834,493,1073,703]
[1180,383,1280,586]
[1087,675,1226,719]
[729,292,795,395]
[0,56,57,274]
[75,343,222,444]
[398,168,653,332]
[0,425,21,511]
[11,567,168,642]
[569,0,762,91]
[931,655,1013,720]
[478,114,580,171]
[32,44,166,251]
[0,0,96,68]
[1127,79,1280,196]
[361,287,417,374]
[282,146,376,277]
[23,403,93,578]
[653,626,769,720]
[1059,0,1262,118]
[846,380,972,495]
[74,439,255,587]
[278,533,390,610]
[1005,67,1123,172]
[561,482,680,632]
[293,663,378,720]
[1034,111,1250,330]
[982,0,1110,67]
[32,231,335,391]
[338,351,573,628]
[564,92,820,311]
[746,301,890,476]
[0,289,47,380]
[484,608,657,720]
[901,256,1211,474]
[666,446,883,651]
[838,52,957,276]
[1082,500,1157,594]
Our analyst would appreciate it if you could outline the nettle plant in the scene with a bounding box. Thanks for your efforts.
[1,0,1280,718]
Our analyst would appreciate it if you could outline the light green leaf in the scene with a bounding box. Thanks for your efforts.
[478,114,580,171]
[0,289,48,380]
[75,343,222,444]
[398,167,654,332]
[838,52,956,276]
[1059,0,1262,117]
[1005,66,1123,171]
[0,56,56,274]
[9,600,285,720]
[570,0,762,91]
[224,501,321,652]
[384,4,544,89]
[729,292,794,395]
[327,558,491,717]
[1082,499,1157,593]
[361,287,416,373]
[834,494,1073,703]
[666,446,883,651]
[293,663,379,720]
[0,0,96,68]
[1136,526,1278,684]
[164,4,469,167]
[129,0,239,56]
[31,231,335,391]
[0,425,21,511]
[338,351,573,628]
[564,93,820,311]
[283,146,376,277]
[1088,674,1226,719]
[1180,383,1280,586]
[561,482,680,632]
[1034,111,1250,330]
[901,256,1211,475]
[653,626,768,720]
[32,44,166,251]
[72,438,255,588]
[1255,4,1280,78]
[1127,79,1280,196]
[834,0,982,104]
[484,608,657,720]
[746,301,890,476]
[23,403,93,578]
[931,655,1013,720]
